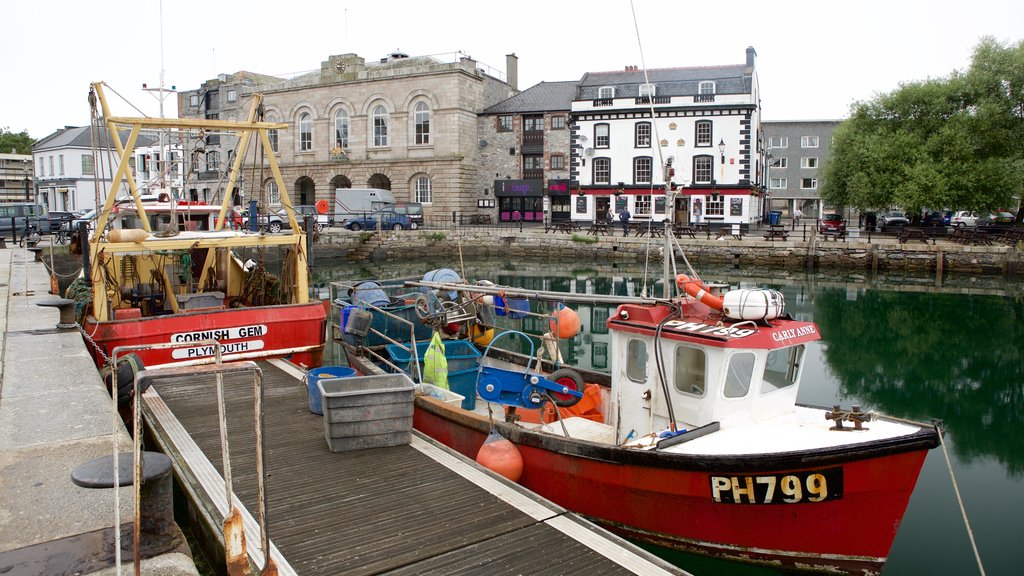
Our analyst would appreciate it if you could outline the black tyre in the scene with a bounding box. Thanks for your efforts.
[547,368,585,407]
[350,222,362,231]
[268,222,282,233]
[392,223,404,231]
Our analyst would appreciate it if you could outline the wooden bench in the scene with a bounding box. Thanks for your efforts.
[763,225,788,241]
[819,229,846,241]
[587,221,611,236]
[672,225,697,239]
[897,227,931,244]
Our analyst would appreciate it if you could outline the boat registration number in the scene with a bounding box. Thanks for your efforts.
[710,467,843,504]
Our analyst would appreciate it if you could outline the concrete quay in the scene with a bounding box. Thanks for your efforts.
[0,246,196,575]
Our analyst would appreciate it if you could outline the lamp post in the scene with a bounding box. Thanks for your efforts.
[22,159,30,202]
[764,146,772,224]
[718,138,726,184]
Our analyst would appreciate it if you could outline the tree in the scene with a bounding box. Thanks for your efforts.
[0,127,34,155]
[821,37,1024,217]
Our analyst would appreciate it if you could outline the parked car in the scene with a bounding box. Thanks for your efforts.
[951,210,979,228]
[343,208,411,231]
[393,202,423,229]
[818,213,846,233]
[877,211,909,229]
[921,210,947,228]
[263,205,329,233]
[976,211,1017,229]
[72,209,97,231]
[942,210,954,225]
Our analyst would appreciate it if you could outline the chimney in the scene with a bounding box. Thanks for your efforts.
[745,46,757,69]
[506,53,518,91]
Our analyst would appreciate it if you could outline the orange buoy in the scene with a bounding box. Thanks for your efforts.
[476,429,523,482]
[549,303,581,338]
[315,199,329,214]
[675,274,724,310]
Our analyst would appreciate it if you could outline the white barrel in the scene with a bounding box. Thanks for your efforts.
[721,289,785,321]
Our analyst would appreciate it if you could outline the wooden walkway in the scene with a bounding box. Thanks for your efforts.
[141,360,685,576]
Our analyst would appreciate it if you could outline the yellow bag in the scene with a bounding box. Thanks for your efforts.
[423,332,449,389]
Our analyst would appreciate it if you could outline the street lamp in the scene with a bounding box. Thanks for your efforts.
[22,159,30,202]
[718,139,725,163]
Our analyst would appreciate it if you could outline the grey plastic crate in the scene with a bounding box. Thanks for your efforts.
[317,373,415,452]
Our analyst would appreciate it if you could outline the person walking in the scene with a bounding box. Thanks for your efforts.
[794,207,803,226]
[618,207,631,236]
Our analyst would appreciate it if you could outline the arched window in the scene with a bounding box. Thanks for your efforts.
[298,112,312,151]
[265,113,279,152]
[265,180,280,205]
[695,120,712,147]
[414,176,432,203]
[414,102,431,145]
[333,110,349,148]
[372,105,389,147]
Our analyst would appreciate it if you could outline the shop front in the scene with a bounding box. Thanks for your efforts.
[495,179,543,222]
[547,179,571,222]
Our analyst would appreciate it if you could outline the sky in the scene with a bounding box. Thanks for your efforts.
[3,0,1022,140]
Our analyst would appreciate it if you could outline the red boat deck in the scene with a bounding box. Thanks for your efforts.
[141,360,686,576]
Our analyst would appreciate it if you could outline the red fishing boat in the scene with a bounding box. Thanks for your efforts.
[347,273,940,575]
[74,82,325,371]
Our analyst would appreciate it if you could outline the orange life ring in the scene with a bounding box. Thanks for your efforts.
[315,199,329,214]
[675,274,724,310]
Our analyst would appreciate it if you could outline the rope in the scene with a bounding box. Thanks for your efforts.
[937,423,986,575]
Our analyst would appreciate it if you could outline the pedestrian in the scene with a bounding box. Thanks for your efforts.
[794,207,803,225]
[618,207,631,236]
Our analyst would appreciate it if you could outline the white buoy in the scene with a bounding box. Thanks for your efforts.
[721,289,785,321]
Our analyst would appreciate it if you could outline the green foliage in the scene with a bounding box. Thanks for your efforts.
[821,37,1024,215]
[425,232,447,242]
[0,127,34,155]
[571,234,598,244]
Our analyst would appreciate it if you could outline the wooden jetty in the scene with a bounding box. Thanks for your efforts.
[142,358,686,575]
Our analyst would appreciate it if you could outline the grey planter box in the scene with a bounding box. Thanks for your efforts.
[317,373,415,452]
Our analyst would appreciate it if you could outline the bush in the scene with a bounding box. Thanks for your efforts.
[571,234,598,244]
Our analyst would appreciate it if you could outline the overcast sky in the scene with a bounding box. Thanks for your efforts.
[3,0,1021,140]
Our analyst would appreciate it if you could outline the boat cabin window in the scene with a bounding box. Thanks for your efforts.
[626,339,647,383]
[724,352,756,398]
[761,345,804,393]
[673,345,706,397]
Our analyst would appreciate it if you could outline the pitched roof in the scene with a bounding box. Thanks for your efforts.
[483,81,579,114]
[33,124,157,151]
[578,64,751,99]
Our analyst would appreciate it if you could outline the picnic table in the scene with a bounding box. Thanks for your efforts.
[673,224,697,239]
[587,221,611,236]
[630,222,663,237]
[763,225,789,241]
[715,225,743,240]
[949,227,991,245]
[990,227,1023,245]
[545,221,581,234]
[897,227,931,244]
[819,229,847,241]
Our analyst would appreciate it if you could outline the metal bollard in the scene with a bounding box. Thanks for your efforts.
[36,297,77,329]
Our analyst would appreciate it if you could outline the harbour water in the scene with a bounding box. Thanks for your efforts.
[317,258,1023,575]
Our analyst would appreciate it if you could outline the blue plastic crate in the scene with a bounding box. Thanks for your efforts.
[447,368,478,411]
[386,339,481,374]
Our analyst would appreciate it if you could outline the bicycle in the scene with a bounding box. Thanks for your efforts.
[18,222,41,248]
[54,220,71,245]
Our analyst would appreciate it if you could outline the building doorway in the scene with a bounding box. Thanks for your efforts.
[674,197,689,224]
[596,196,611,221]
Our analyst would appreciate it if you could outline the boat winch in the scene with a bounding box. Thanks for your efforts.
[476,330,584,410]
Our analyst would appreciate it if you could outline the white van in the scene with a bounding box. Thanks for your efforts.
[334,188,395,222]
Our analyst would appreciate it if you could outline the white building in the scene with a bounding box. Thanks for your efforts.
[33,125,157,212]
[570,48,767,229]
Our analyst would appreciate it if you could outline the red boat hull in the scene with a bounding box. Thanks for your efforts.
[413,400,936,575]
[82,301,326,370]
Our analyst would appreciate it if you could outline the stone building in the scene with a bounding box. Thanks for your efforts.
[477,81,577,222]
[0,152,33,204]
[179,52,518,224]
[761,120,841,219]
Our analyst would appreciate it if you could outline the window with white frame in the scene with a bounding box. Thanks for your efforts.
[639,83,656,98]
[497,115,512,132]
[58,154,64,175]
[770,177,787,189]
[801,135,819,148]
[706,193,724,216]
[595,123,610,148]
[38,158,44,176]
[298,112,312,151]
[633,156,652,184]
[372,105,389,147]
[47,156,53,176]
[695,120,712,147]
[414,176,432,203]
[414,102,431,145]
[550,154,565,170]
[699,81,716,95]
[769,136,788,148]
[206,151,219,172]
[801,157,818,169]
[81,155,94,175]
[266,180,280,205]
[551,116,565,130]
[770,157,787,168]
[635,122,651,147]
[227,89,237,102]
[593,158,610,184]
[266,113,279,152]
[634,194,652,216]
[801,178,818,189]
[334,109,349,148]
[693,155,712,184]
[190,94,199,107]
[598,86,615,99]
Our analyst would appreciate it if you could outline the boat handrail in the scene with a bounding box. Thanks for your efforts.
[406,280,663,306]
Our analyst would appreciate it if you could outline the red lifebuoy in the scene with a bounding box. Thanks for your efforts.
[675,274,724,310]
[315,199,329,214]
